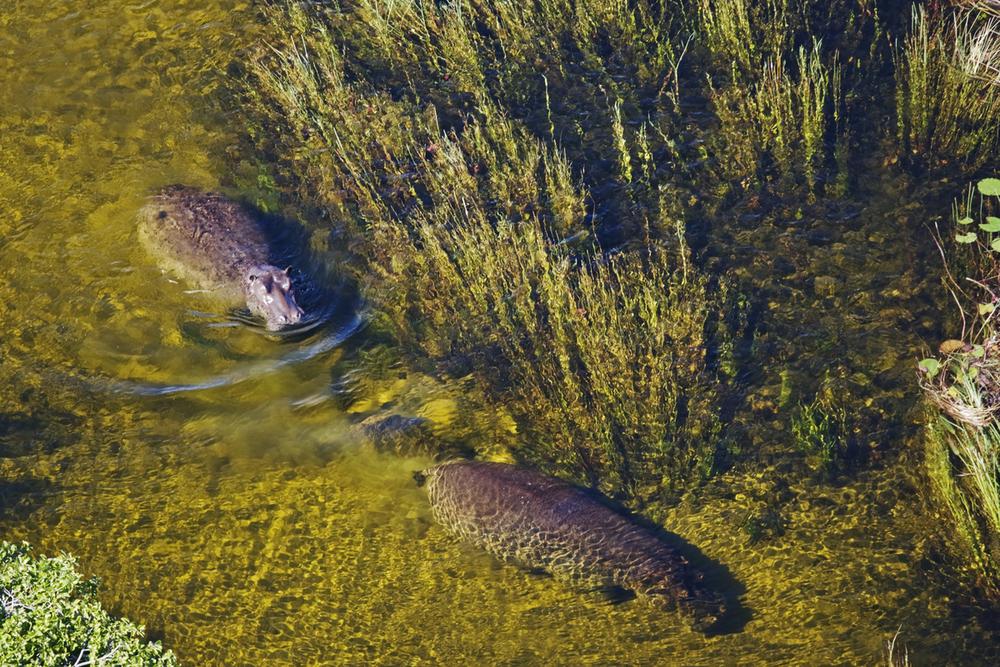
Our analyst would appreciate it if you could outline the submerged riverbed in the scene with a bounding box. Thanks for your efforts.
[1,1,999,664]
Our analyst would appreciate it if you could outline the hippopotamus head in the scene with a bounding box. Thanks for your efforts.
[243,264,304,330]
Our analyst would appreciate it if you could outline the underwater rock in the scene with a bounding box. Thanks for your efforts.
[418,461,727,631]
[356,413,473,460]
[358,414,435,456]
[137,185,304,330]
[938,339,967,355]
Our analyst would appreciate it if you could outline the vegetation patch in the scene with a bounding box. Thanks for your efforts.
[920,177,1000,598]
[709,39,844,195]
[245,3,731,506]
[0,541,174,666]
[895,5,1000,173]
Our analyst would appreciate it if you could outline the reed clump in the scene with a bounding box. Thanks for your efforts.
[895,5,1000,173]
[697,0,791,76]
[709,40,843,194]
[246,3,727,504]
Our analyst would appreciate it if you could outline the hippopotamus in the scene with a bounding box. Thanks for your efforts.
[417,460,727,631]
[137,185,304,330]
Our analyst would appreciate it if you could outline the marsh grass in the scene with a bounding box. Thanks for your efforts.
[895,5,1000,173]
[921,335,1000,597]
[246,3,728,503]
[697,0,790,75]
[924,410,1000,598]
[709,40,842,194]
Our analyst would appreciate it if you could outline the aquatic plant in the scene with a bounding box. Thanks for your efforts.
[791,386,851,474]
[894,5,1000,173]
[246,3,729,504]
[697,0,790,75]
[919,177,1000,598]
[0,541,174,666]
[709,40,842,194]
[883,629,911,667]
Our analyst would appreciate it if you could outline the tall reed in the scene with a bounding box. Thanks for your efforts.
[895,5,1000,172]
[246,2,728,504]
[710,40,842,194]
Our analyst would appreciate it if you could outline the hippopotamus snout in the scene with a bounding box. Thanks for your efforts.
[246,264,306,330]
[267,298,305,330]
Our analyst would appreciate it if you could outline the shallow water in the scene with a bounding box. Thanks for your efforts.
[1,1,998,665]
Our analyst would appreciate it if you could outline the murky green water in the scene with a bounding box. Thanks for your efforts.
[1,1,998,664]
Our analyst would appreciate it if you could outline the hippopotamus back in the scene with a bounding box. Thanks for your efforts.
[420,461,726,630]
[137,185,304,329]
[137,185,272,302]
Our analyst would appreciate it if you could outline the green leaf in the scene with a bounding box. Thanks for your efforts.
[981,217,1000,232]
[974,344,986,358]
[956,232,978,244]
[978,178,1000,197]
[919,358,942,378]
[991,238,1000,253]
[980,303,996,316]
[958,216,975,225]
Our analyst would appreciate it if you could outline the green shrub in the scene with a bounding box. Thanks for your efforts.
[0,541,174,666]
[895,5,1000,173]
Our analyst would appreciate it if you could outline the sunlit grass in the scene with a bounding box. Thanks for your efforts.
[709,40,842,194]
[245,2,728,504]
[894,5,1000,172]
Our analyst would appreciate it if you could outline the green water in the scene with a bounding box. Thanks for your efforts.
[0,1,997,664]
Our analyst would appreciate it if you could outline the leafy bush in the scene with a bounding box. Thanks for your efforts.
[0,541,174,666]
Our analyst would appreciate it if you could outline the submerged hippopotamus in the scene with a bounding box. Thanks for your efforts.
[418,461,727,631]
[137,185,304,330]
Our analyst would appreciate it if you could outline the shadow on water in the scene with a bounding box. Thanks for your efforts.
[0,408,82,458]
[0,479,53,524]
[587,489,751,635]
